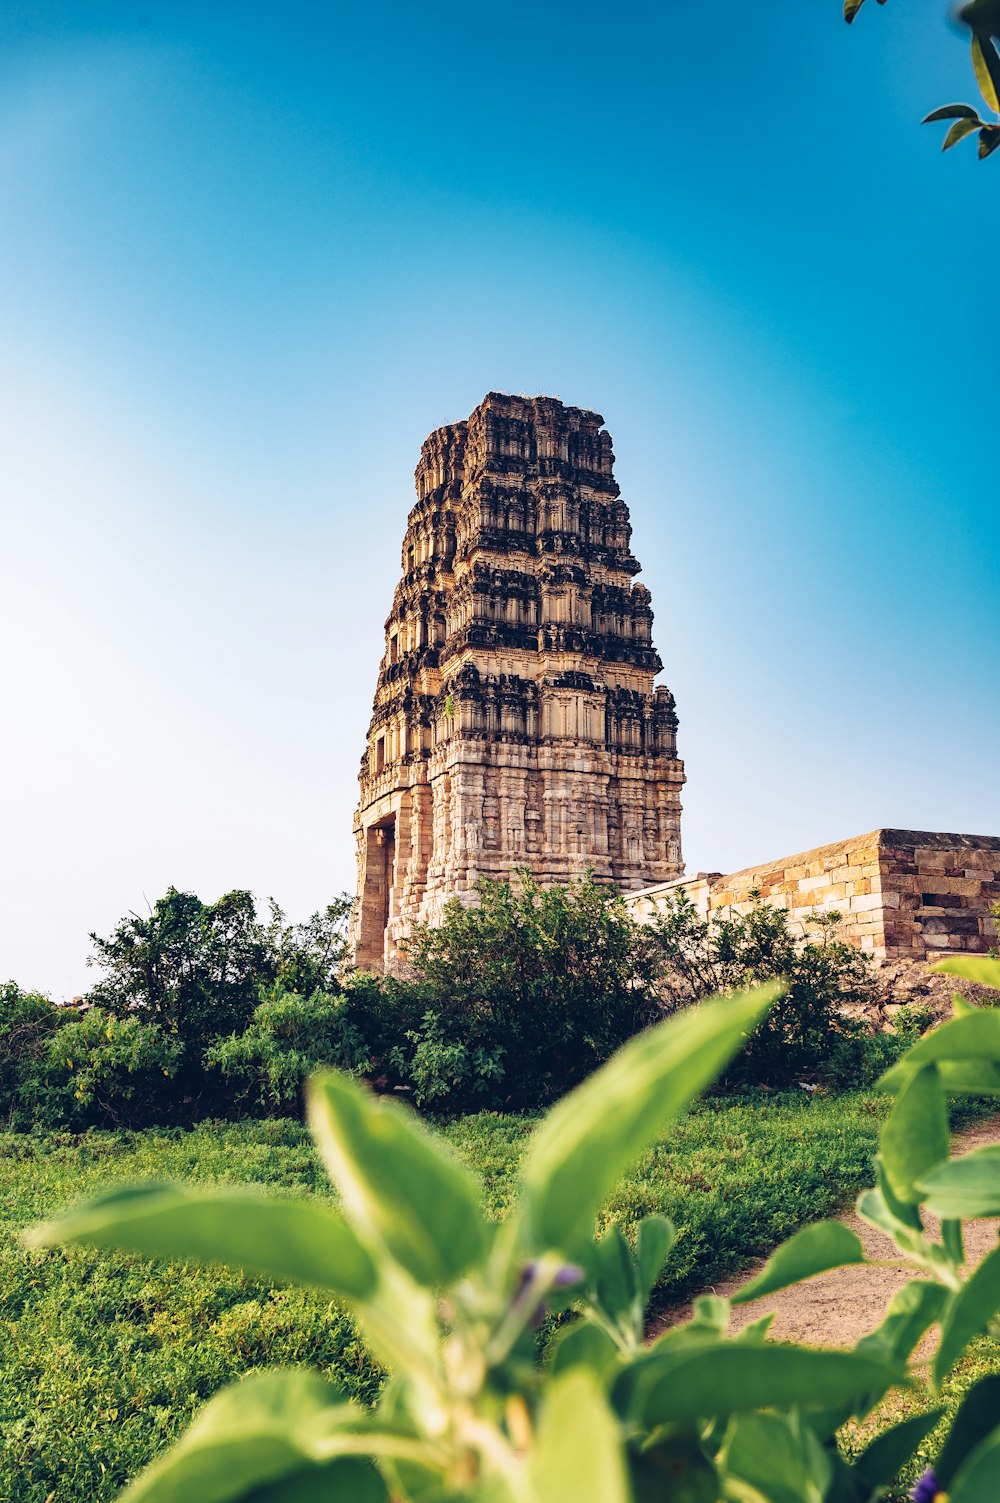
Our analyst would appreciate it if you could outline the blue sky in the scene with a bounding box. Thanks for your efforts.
[2,0,998,997]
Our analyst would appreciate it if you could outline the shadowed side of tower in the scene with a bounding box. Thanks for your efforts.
[350,393,685,970]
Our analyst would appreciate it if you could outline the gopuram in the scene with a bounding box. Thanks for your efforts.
[350,392,685,970]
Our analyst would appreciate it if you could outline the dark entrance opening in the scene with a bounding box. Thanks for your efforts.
[359,815,396,968]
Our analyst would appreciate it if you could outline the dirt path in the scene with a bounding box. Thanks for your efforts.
[650,1114,1000,1349]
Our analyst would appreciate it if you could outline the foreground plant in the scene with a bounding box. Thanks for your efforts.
[27,956,1000,1502]
[847,0,1000,159]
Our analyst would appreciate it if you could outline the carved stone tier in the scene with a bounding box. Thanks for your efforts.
[350,393,685,970]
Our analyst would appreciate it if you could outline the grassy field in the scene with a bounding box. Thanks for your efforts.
[0,1090,993,1501]
[839,1337,1000,1503]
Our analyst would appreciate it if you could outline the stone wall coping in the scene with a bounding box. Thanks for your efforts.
[628,872,722,900]
[707,828,1000,890]
[626,829,999,913]
[879,829,1000,852]
[709,831,882,888]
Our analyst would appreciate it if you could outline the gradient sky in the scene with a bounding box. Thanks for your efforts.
[2,0,998,999]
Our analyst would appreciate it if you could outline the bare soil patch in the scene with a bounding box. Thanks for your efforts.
[650,1113,1000,1349]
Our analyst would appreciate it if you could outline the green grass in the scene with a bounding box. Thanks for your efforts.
[440,1089,897,1300]
[0,1122,380,1503]
[0,1091,993,1501]
[842,1338,1000,1502]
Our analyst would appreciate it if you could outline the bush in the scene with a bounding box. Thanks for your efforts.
[648,889,884,1086]
[87,888,274,1052]
[264,897,354,998]
[206,988,373,1114]
[388,870,659,1111]
[387,1009,507,1107]
[29,1008,184,1129]
[0,982,67,1128]
[81,887,357,1119]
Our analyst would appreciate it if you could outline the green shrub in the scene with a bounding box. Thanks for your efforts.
[87,888,274,1050]
[264,897,354,998]
[206,988,372,1113]
[387,1008,507,1106]
[28,1008,184,1129]
[649,889,884,1086]
[0,982,67,1128]
[388,869,658,1110]
[84,888,356,1115]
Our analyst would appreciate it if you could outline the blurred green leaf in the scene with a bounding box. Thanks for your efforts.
[937,1060,1000,1094]
[918,1145,1000,1218]
[881,1156,928,1227]
[979,124,1000,154]
[530,1369,630,1503]
[691,1293,730,1331]
[879,1011,1000,1093]
[943,1216,966,1265]
[549,1321,622,1383]
[629,1425,718,1503]
[734,1311,776,1344]
[373,1379,445,1503]
[116,1369,383,1503]
[948,1429,1000,1502]
[611,1328,719,1422]
[622,1344,902,1427]
[857,1170,923,1246]
[234,1460,386,1503]
[732,1220,864,1305]
[723,1411,831,1503]
[27,1183,376,1299]
[879,1066,949,1205]
[932,956,1000,990]
[307,1070,486,1288]
[972,31,1000,112]
[937,1374,1000,1486]
[636,1214,676,1303]
[518,983,782,1253]
[854,1408,945,1494]
[935,1244,1000,1384]
[584,1217,676,1349]
[591,1224,639,1323]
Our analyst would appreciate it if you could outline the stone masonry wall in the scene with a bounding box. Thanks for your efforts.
[880,830,1000,959]
[626,829,1000,961]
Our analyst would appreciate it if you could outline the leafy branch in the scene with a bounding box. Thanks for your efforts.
[846,0,1000,157]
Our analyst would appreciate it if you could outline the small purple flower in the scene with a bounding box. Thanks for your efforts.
[513,1261,585,1327]
[514,1262,538,1299]
[911,1468,947,1503]
[552,1263,586,1289]
[515,1261,585,1297]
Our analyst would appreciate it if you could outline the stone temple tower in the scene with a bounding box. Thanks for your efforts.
[350,393,685,970]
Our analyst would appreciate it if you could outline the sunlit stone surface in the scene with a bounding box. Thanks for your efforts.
[350,393,685,970]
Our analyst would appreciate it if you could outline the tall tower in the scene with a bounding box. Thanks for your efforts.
[350,393,685,970]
